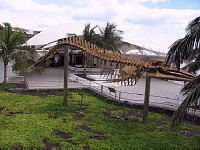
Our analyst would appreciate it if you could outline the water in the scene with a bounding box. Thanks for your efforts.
[0,58,16,83]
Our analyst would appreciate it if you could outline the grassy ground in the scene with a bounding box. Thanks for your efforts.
[0,89,200,149]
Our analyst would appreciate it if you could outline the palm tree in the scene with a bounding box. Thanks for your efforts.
[83,23,97,42]
[166,16,200,129]
[0,23,26,83]
[98,22,124,52]
[82,22,124,52]
[82,24,98,70]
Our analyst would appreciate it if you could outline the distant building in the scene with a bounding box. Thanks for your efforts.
[13,27,41,39]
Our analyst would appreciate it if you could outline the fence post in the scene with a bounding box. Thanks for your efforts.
[63,44,69,106]
[101,85,103,93]
[80,90,83,109]
[83,54,87,76]
[142,75,151,123]
[23,76,26,89]
[118,91,121,102]
[88,81,91,89]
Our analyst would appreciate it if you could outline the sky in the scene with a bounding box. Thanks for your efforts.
[0,0,199,52]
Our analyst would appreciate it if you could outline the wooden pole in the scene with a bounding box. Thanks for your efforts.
[101,59,104,73]
[83,53,86,77]
[142,75,151,123]
[63,44,69,106]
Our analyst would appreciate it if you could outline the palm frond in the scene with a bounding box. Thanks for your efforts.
[186,16,200,33]
[171,80,200,129]
[0,23,26,57]
[99,22,123,51]
[183,54,200,73]
[168,16,200,129]
[166,16,200,70]
[181,75,200,95]
[0,23,33,76]
[9,31,25,47]
[83,23,97,42]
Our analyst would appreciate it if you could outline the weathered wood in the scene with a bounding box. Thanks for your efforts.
[83,53,87,76]
[101,59,105,76]
[142,75,151,123]
[63,45,69,106]
[31,36,195,84]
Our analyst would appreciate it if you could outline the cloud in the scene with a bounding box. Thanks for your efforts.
[0,0,68,13]
[0,0,199,52]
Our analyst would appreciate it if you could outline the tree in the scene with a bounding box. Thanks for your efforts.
[82,24,98,73]
[82,22,124,53]
[83,23,97,42]
[10,47,37,75]
[166,16,200,129]
[0,23,29,83]
[98,22,124,52]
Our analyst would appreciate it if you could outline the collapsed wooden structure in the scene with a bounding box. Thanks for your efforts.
[26,36,196,122]
[30,36,194,84]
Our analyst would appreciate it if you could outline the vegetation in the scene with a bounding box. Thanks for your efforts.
[0,83,15,91]
[82,22,124,52]
[82,24,97,43]
[0,23,36,82]
[166,16,200,128]
[98,22,124,52]
[0,90,199,149]
[10,47,37,75]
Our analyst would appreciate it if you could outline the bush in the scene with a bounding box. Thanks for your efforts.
[0,83,16,91]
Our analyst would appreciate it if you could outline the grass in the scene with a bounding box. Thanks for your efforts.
[0,90,200,149]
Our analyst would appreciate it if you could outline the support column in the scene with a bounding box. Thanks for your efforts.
[142,75,151,123]
[63,45,69,106]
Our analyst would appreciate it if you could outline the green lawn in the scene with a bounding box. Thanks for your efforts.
[0,90,200,149]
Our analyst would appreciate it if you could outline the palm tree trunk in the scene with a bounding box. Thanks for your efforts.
[3,62,7,83]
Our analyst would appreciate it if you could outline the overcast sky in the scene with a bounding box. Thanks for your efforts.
[0,0,199,52]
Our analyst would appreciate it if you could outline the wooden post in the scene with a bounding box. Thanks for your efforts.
[111,62,114,79]
[131,76,133,86]
[63,45,69,106]
[118,91,121,102]
[101,59,104,73]
[142,75,151,123]
[83,54,87,77]
[101,85,103,93]
[80,90,83,109]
